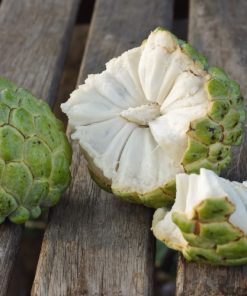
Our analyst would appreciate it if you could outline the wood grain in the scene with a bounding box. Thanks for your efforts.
[0,223,22,295]
[0,0,80,294]
[32,0,174,295]
[176,1,247,295]
[54,24,89,124]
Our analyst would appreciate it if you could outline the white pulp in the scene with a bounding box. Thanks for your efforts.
[120,103,160,126]
[61,29,210,194]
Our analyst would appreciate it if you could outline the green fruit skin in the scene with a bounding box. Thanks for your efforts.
[171,197,247,266]
[174,27,245,180]
[0,77,72,224]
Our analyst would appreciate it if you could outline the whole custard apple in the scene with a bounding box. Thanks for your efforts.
[0,78,72,224]
[61,28,245,208]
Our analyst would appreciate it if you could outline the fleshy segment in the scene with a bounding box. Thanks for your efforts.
[0,78,72,224]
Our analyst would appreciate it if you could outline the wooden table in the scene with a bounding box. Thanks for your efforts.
[0,0,247,295]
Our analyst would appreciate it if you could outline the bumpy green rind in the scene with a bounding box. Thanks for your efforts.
[182,64,245,175]
[171,197,247,266]
[169,29,245,177]
[0,78,72,224]
[112,180,175,208]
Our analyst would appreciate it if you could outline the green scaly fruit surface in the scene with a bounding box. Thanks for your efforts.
[0,78,72,224]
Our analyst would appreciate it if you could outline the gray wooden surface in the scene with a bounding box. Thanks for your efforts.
[0,0,80,293]
[32,0,174,295]
[0,224,22,296]
[176,1,247,295]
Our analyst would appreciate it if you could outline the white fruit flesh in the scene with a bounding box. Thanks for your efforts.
[61,30,210,195]
[120,103,160,126]
[152,169,247,250]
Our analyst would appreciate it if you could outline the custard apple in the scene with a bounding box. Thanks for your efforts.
[0,78,72,224]
[152,168,247,266]
[61,28,244,208]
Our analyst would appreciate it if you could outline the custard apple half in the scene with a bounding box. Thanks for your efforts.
[0,78,72,224]
[61,28,244,208]
[152,169,247,266]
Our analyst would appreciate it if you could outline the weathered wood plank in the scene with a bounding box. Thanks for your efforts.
[54,24,89,124]
[0,0,80,102]
[176,1,247,295]
[32,0,174,295]
[0,223,22,295]
[0,0,80,293]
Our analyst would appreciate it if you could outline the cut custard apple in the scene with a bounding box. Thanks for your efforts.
[152,168,247,266]
[0,78,72,224]
[61,28,245,208]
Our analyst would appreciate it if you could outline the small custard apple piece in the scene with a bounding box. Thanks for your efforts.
[152,168,247,266]
[0,77,72,224]
[61,28,245,208]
